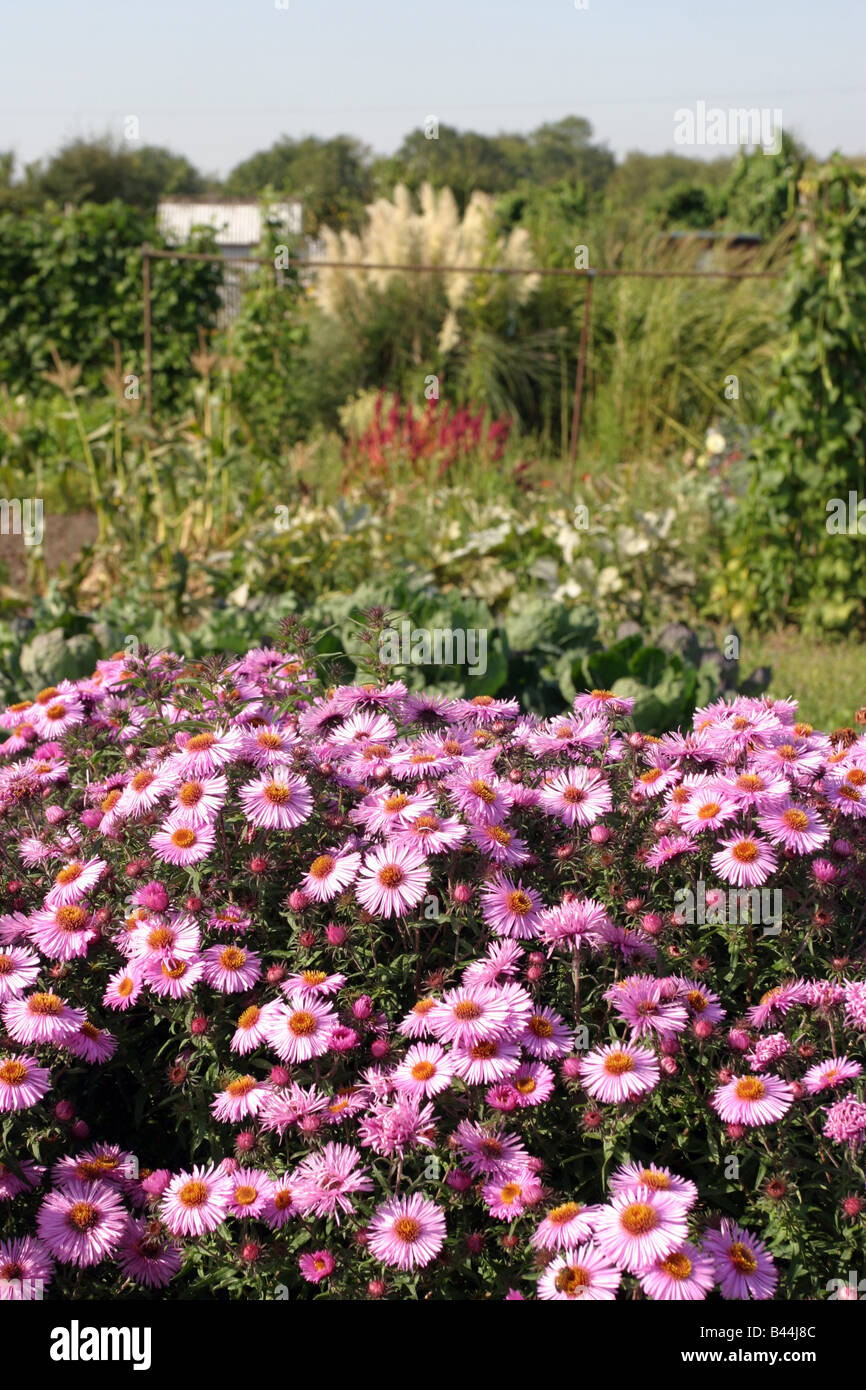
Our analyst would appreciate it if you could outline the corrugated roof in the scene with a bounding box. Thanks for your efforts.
[157,200,303,246]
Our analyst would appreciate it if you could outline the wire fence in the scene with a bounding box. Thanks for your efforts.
[140,242,782,474]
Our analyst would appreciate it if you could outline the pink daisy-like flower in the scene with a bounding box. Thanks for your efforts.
[240,723,297,768]
[396,812,468,856]
[230,1003,269,1054]
[102,964,144,1012]
[159,1164,234,1237]
[531,1202,600,1250]
[746,980,808,1028]
[293,1143,373,1221]
[392,1042,454,1098]
[0,1235,54,1299]
[27,903,95,962]
[367,1193,446,1271]
[2,991,86,1046]
[44,856,107,907]
[64,1022,117,1064]
[452,1035,522,1086]
[607,977,689,1040]
[448,770,513,825]
[282,968,346,996]
[142,954,204,1000]
[299,1249,335,1284]
[711,833,777,888]
[167,773,228,826]
[757,799,830,854]
[480,876,543,940]
[539,766,612,828]
[644,835,700,870]
[300,849,361,902]
[802,1056,862,1095]
[467,821,529,866]
[263,1178,299,1229]
[509,1060,555,1107]
[608,1162,697,1208]
[428,986,512,1047]
[167,726,243,777]
[355,844,430,918]
[211,1075,269,1123]
[578,1042,660,1104]
[263,991,338,1064]
[594,1186,689,1273]
[352,787,435,837]
[704,1220,778,1300]
[537,897,610,953]
[575,689,634,716]
[638,1241,716,1301]
[227,1168,272,1219]
[711,1072,794,1126]
[397,995,438,1039]
[0,944,40,1001]
[454,1121,530,1180]
[37,1179,127,1267]
[520,1005,574,1060]
[202,943,262,993]
[149,816,216,866]
[482,1166,544,1220]
[678,792,738,836]
[0,1053,51,1112]
[116,1218,182,1289]
[537,1243,623,1300]
[238,769,313,830]
[114,765,174,820]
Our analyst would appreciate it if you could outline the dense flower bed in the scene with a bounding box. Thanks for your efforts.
[0,647,865,1300]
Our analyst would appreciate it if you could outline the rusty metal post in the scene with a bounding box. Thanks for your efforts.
[142,243,153,424]
[568,270,594,485]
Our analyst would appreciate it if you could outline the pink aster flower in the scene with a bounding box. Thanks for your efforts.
[678,792,738,836]
[2,991,86,1045]
[262,991,338,1064]
[211,1075,269,1122]
[578,1042,660,1104]
[397,996,438,1039]
[823,1096,866,1147]
[0,1235,54,1299]
[202,942,262,993]
[0,1053,51,1111]
[0,944,40,1000]
[638,1241,716,1300]
[159,1164,234,1236]
[114,765,174,819]
[454,1121,530,1180]
[452,1035,522,1086]
[608,1163,697,1208]
[263,1178,300,1228]
[167,726,243,777]
[479,876,543,940]
[539,765,612,828]
[27,903,95,962]
[300,849,361,902]
[299,1249,335,1284]
[367,1193,446,1271]
[282,968,346,996]
[482,1166,544,1220]
[704,1220,778,1300]
[509,1060,555,1107]
[102,964,144,1012]
[44,856,107,907]
[167,773,228,826]
[644,835,699,870]
[116,1219,182,1289]
[37,1179,127,1266]
[537,1243,623,1300]
[711,832,777,888]
[392,1042,454,1098]
[227,1168,272,1219]
[428,986,512,1047]
[746,980,808,1028]
[394,812,468,855]
[757,799,829,854]
[803,1056,862,1094]
[448,770,513,825]
[520,1005,574,1061]
[142,954,204,1000]
[537,897,610,953]
[293,1143,373,1221]
[532,1201,600,1250]
[64,1022,117,1064]
[607,977,689,1040]
[355,844,430,918]
[238,769,313,830]
[149,816,216,866]
[711,1072,794,1126]
[594,1187,689,1273]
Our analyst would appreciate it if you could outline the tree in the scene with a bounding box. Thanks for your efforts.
[28,136,205,212]
[526,117,615,191]
[226,135,373,232]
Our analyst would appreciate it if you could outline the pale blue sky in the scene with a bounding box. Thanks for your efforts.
[2,0,863,174]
